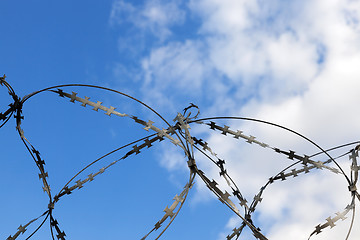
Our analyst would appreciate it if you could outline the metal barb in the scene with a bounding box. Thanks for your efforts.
[1,79,359,240]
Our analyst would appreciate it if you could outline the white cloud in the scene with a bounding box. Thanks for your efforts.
[140,40,212,109]
[189,0,258,35]
[111,0,360,238]
[137,0,330,111]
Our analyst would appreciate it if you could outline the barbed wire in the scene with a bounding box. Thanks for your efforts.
[1,74,359,239]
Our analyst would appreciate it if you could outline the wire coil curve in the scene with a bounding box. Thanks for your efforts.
[1,76,359,240]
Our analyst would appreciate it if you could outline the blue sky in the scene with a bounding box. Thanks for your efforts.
[1,0,360,239]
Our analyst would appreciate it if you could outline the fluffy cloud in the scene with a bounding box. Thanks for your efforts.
[135,0,330,111]
[111,0,360,239]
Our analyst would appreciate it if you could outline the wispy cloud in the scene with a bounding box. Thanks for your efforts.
[110,0,186,41]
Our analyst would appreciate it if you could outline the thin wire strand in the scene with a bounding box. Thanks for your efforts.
[190,117,351,185]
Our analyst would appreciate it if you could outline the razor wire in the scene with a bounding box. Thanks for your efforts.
[1,74,359,240]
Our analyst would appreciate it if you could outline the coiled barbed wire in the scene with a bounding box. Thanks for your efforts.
[1,74,359,240]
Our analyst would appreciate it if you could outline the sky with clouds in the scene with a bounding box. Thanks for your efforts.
[1,0,360,239]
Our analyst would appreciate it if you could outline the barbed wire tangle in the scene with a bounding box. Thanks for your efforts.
[1,74,359,240]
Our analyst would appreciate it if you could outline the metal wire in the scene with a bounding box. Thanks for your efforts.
[1,75,359,240]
